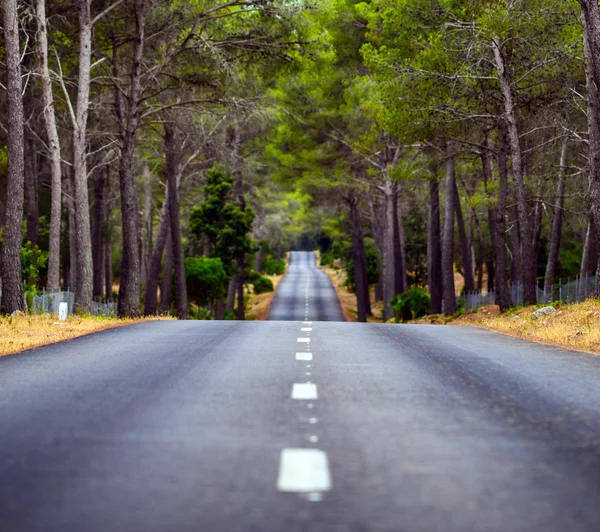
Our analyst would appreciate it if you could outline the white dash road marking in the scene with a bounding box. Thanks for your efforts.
[301,327,312,332]
[296,353,313,361]
[309,417,318,424]
[303,321,313,325]
[277,449,331,493]
[297,338,310,343]
[292,382,318,400]
[309,435,319,443]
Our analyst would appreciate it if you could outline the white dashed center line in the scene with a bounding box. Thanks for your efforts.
[292,382,318,400]
[301,327,312,332]
[277,449,331,493]
[296,352,313,361]
[297,338,310,343]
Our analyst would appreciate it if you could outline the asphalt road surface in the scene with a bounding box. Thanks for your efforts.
[268,251,345,322]
[1,259,600,531]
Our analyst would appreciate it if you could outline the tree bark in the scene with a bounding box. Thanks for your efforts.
[441,146,457,316]
[427,176,443,314]
[367,190,384,302]
[393,183,407,294]
[580,7,600,295]
[349,195,370,322]
[483,137,512,310]
[579,218,597,299]
[226,277,237,313]
[493,38,537,304]
[24,133,39,246]
[72,0,94,313]
[65,172,78,292]
[36,0,62,292]
[164,121,188,320]
[453,179,475,293]
[233,122,246,321]
[160,233,173,313]
[144,190,170,315]
[140,165,153,286]
[544,138,569,293]
[1,0,25,312]
[92,166,107,299]
[382,177,396,321]
[116,0,145,317]
[508,204,522,285]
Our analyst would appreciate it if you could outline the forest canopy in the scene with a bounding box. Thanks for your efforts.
[1,0,600,321]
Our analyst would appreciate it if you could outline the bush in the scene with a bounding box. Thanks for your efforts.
[253,276,274,294]
[262,256,286,276]
[184,256,228,306]
[320,252,333,267]
[390,287,431,322]
[189,305,213,320]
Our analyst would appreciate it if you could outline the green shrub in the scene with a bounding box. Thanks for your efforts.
[253,276,274,294]
[189,305,213,320]
[184,256,228,306]
[390,287,431,322]
[320,252,333,266]
[262,256,286,276]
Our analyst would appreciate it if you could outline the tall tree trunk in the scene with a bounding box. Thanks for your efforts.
[531,197,544,277]
[441,146,457,316]
[508,204,522,285]
[579,218,597,299]
[544,138,569,293]
[393,183,407,294]
[160,233,173,313]
[1,0,25,312]
[367,189,384,302]
[454,180,475,293]
[144,191,170,315]
[92,166,107,299]
[66,172,78,292]
[254,243,265,272]
[382,177,396,321]
[72,0,94,313]
[476,224,484,292]
[493,38,537,304]
[36,0,62,292]
[164,121,188,320]
[24,133,39,246]
[453,179,475,293]
[226,278,237,313]
[140,165,153,286]
[349,195,370,322]
[116,0,145,317]
[105,233,113,302]
[427,176,443,314]
[232,122,246,321]
[483,137,512,310]
[580,7,600,295]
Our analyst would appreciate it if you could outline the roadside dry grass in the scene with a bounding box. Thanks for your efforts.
[320,253,600,354]
[450,300,600,355]
[0,314,172,357]
[246,274,285,320]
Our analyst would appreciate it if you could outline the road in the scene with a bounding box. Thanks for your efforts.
[268,251,345,321]
[1,254,600,531]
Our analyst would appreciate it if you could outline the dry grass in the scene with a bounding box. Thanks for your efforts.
[453,300,600,355]
[0,314,172,357]
[246,274,285,320]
